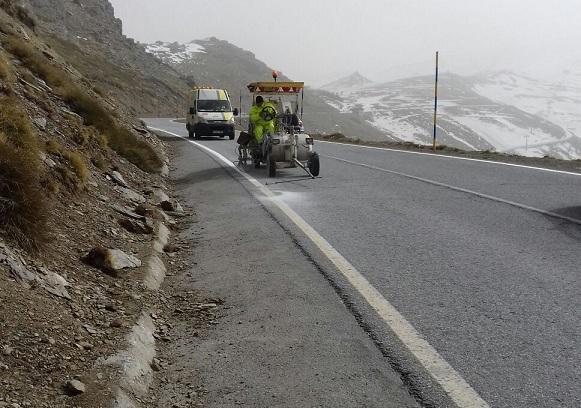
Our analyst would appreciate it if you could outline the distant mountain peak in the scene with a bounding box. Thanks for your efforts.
[321,71,374,92]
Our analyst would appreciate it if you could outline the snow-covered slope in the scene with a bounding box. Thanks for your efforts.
[472,71,581,157]
[320,72,581,159]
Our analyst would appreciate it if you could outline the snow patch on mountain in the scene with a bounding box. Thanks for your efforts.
[473,71,581,141]
[145,41,206,64]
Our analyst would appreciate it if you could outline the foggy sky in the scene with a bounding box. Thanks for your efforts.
[109,0,581,85]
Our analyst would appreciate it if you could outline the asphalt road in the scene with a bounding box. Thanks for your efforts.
[146,118,581,408]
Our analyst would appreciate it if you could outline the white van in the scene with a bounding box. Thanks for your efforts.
[186,87,239,140]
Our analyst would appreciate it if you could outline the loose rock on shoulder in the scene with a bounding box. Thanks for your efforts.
[82,247,142,277]
[64,379,86,396]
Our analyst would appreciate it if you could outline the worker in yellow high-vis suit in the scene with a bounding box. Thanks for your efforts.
[249,96,277,143]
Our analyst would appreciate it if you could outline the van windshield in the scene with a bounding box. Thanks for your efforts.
[197,100,231,112]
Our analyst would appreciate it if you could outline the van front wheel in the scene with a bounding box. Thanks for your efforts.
[193,126,201,140]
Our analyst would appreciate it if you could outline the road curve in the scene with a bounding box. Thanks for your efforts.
[146,118,581,408]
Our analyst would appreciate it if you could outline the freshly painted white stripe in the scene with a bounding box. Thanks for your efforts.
[317,140,581,178]
[325,154,581,226]
[149,126,491,408]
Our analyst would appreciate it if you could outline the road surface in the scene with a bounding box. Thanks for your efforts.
[146,118,581,408]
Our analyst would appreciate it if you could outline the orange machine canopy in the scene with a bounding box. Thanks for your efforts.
[247,82,305,94]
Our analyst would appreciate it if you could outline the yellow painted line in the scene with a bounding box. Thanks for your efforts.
[149,126,491,408]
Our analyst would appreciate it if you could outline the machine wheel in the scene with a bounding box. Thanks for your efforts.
[229,132,235,140]
[308,152,320,177]
[267,151,276,178]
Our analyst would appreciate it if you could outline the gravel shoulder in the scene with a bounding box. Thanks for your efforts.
[150,134,419,408]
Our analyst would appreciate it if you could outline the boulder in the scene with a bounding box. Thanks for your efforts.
[82,247,141,276]
[152,188,170,205]
[1,242,72,299]
[108,249,141,270]
[33,117,47,130]
[0,244,37,288]
[135,203,156,217]
[160,200,175,212]
[115,186,146,204]
[111,204,145,221]
[118,218,154,235]
[109,171,129,188]
[37,267,71,300]
[64,379,86,396]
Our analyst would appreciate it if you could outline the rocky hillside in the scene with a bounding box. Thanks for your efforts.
[19,0,190,117]
[144,39,390,141]
[321,71,581,159]
[0,2,183,407]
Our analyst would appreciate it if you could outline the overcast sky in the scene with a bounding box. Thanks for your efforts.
[109,0,581,85]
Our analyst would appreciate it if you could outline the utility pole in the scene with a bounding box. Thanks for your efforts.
[239,90,243,126]
[433,51,439,151]
[526,128,531,153]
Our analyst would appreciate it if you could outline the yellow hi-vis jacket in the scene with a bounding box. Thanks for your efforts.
[250,102,277,142]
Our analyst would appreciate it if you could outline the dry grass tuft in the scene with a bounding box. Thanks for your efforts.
[0,51,15,84]
[62,88,162,172]
[44,140,89,188]
[0,96,39,163]
[0,96,47,248]
[3,37,67,89]
[45,139,61,155]
[0,143,48,248]
[62,149,88,184]
[91,157,107,171]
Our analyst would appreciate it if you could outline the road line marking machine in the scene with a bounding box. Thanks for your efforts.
[237,75,320,179]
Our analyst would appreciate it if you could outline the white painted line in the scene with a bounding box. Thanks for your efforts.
[149,126,491,408]
[317,140,581,178]
[325,154,581,226]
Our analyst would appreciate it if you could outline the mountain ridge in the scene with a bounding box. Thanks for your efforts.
[21,0,190,116]
[320,71,374,92]
[144,38,391,141]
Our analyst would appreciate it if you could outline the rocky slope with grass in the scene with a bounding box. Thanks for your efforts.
[19,0,190,117]
[0,2,185,407]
